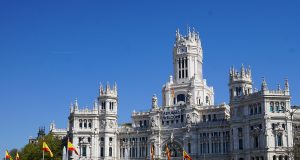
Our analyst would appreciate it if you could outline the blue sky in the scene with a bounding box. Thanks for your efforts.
[0,0,299,153]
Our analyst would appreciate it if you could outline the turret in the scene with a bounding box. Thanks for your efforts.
[98,82,118,113]
[173,27,203,84]
[229,65,253,103]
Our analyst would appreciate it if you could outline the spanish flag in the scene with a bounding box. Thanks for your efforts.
[166,144,171,160]
[150,144,154,160]
[5,150,12,160]
[68,141,79,155]
[42,142,53,157]
[15,152,20,160]
[183,150,192,160]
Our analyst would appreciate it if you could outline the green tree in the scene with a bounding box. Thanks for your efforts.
[20,133,62,160]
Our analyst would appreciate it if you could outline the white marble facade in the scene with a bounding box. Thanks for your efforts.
[50,28,300,160]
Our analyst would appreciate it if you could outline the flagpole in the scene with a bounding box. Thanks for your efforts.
[43,149,45,160]
[66,137,69,160]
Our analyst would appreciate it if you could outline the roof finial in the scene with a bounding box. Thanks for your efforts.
[261,77,268,91]
[99,82,104,95]
[74,98,79,110]
[285,78,290,92]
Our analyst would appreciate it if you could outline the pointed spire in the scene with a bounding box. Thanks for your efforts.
[176,28,180,41]
[74,98,79,110]
[241,64,245,77]
[50,121,56,131]
[113,82,117,93]
[277,84,281,91]
[169,75,173,84]
[70,102,73,113]
[93,99,98,110]
[106,81,110,93]
[285,78,290,92]
[99,82,104,95]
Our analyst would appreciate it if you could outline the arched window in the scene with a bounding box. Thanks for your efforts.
[177,94,185,103]
[109,147,112,157]
[79,119,82,128]
[273,155,276,160]
[84,119,87,128]
[280,102,285,112]
[88,120,92,128]
[206,96,210,105]
[270,102,274,112]
[276,102,280,112]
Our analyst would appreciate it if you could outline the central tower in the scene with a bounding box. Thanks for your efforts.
[173,28,203,83]
[162,28,214,107]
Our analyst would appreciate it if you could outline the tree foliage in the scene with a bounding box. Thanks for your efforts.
[9,133,63,160]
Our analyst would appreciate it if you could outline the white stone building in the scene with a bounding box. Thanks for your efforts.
[50,28,300,160]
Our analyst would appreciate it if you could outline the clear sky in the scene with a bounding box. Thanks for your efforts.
[0,0,299,153]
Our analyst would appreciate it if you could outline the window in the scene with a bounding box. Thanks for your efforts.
[178,60,181,69]
[239,139,243,150]
[182,70,185,78]
[102,102,106,110]
[84,119,87,128]
[208,115,211,121]
[188,143,191,153]
[101,137,104,142]
[82,145,87,157]
[140,121,143,127]
[79,119,82,128]
[250,106,253,115]
[276,102,279,112]
[270,102,274,112]
[88,120,92,128]
[282,124,285,130]
[254,136,259,148]
[203,115,206,122]
[88,137,91,143]
[206,96,210,104]
[254,104,258,114]
[177,94,185,103]
[258,103,262,114]
[101,147,104,157]
[144,120,147,127]
[277,134,283,146]
[109,137,113,142]
[186,69,188,77]
[280,102,285,112]
[213,114,217,121]
[238,128,243,137]
[109,147,112,157]
[185,59,188,68]
[179,71,181,78]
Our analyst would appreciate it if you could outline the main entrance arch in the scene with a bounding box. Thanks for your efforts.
[162,141,183,159]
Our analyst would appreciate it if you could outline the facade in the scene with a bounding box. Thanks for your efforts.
[50,28,300,160]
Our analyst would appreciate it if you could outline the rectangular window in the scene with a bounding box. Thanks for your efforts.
[239,139,243,150]
[182,70,185,78]
[101,147,104,157]
[185,59,188,68]
[109,147,112,157]
[254,136,259,148]
[188,143,191,153]
[82,145,87,157]
[277,135,282,146]
[203,115,206,122]
[179,71,181,78]
[208,115,211,121]
[186,69,188,77]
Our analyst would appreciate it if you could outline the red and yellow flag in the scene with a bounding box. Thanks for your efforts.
[183,150,192,160]
[42,142,53,157]
[166,144,171,160]
[5,150,12,160]
[150,144,154,160]
[15,152,20,160]
[68,141,79,155]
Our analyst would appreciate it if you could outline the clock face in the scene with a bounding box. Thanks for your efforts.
[180,47,186,54]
